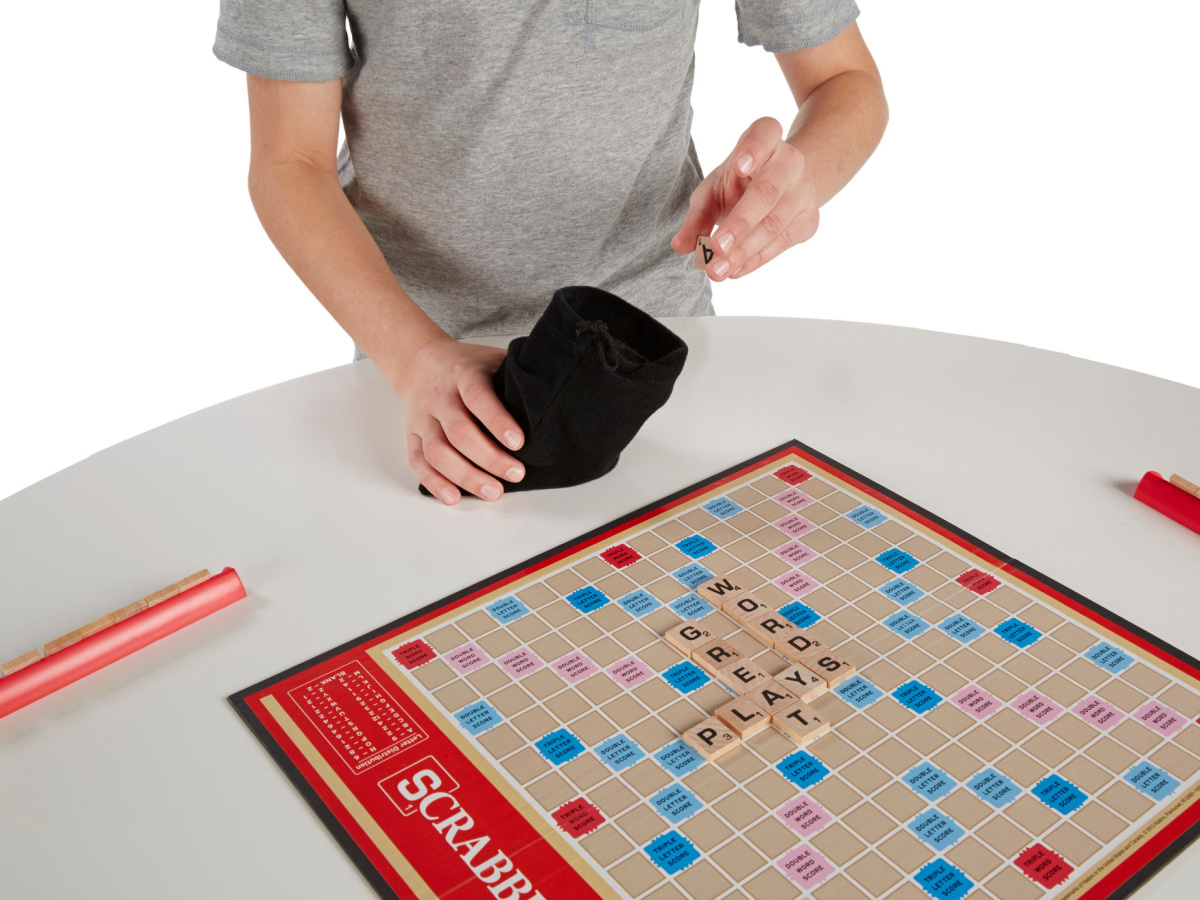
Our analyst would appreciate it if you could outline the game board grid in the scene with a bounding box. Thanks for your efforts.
[391,465,1200,900]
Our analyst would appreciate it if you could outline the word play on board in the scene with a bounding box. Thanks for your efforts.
[233,441,1200,900]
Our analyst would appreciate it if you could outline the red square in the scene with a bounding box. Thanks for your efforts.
[774,465,812,486]
[552,798,604,838]
[389,640,437,669]
[600,544,642,568]
[956,569,1002,595]
[1015,843,1073,888]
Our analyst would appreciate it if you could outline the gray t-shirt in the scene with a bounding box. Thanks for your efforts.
[214,0,859,339]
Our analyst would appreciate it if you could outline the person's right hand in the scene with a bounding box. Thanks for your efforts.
[395,336,526,504]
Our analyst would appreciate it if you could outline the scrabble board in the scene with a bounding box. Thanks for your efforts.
[231,441,1200,900]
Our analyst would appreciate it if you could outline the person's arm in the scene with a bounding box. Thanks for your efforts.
[245,74,525,504]
[671,22,888,279]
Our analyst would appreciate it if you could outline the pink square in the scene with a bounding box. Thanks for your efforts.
[606,655,654,689]
[1074,695,1125,731]
[774,570,819,598]
[774,542,818,566]
[498,647,544,680]
[1134,701,1186,736]
[774,515,815,538]
[446,642,490,674]
[776,795,831,838]
[1012,690,1064,725]
[774,489,815,511]
[952,685,1002,720]
[552,651,598,684]
[776,844,835,890]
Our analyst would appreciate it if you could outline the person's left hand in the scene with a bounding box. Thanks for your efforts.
[671,117,819,281]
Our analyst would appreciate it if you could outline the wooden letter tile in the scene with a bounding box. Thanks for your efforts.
[747,611,800,647]
[776,663,828,701]
[695,575,750,606]
[716,697,772,739]
[799,649,856,687]
[773,701,831,746]
[694,235,715,270]
[1,649,42,676]
[723,593,772,624]
[682,716,741,760]
[693,638,743,674]
[747,679,801,716]
[778,631,827,664]
[665,620,717,655]
[715,659,772,693]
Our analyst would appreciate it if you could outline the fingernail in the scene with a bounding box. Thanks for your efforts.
[504,430,521,449]
[712,259,730,277]
[736,153,753,174]
[481,483,501,501]
[440,488,457,505]
[507,466,525,482]
[731,267,743,277]
[715,233,733,254]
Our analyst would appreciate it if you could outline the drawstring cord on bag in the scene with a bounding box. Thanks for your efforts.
[574,319,624,372]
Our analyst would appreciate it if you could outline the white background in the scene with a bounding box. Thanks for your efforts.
[2,2,1197,502]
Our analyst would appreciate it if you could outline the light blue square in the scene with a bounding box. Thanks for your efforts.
[1085,642,1135,674]
[967,768,1020,807]
[1032,775,1087,814]
[703,497,744,519]
[669,593,715,619]
[908,809,965,849]
[914,860,973,900]
[777,751,830,789]
[893,680,943,713]
[454,701,502,736]
[835,676,884,709]
[654,740,703,777]
[884,610,930,639]
[596,734,646,772]
[650,784,703,824]
[877,549,919,574]
[663,660,710,694]
[566,586,610,613]
[673,563,715,589]
[676,535,717,559]
[1124,762,1182,800]
[779,601,821,628]
[643,831,700,875]
[879,578,924,605]
[485,596,530,624]
[534,728,586,765]
[902,763,955,801]
[618,588,661,617]
[847,505,887,528]
[995,618,1042,648]
[939,613,986,643]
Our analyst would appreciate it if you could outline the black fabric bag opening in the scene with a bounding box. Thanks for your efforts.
[419,285,688,495]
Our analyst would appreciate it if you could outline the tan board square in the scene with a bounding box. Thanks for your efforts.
[632,678,677,712]
[477,723,524,758]
[647,576,689,602]
[1161,684,1200,718]
[726,537,768,563]
[825,517,864,542]
[490,684,535,717]
[750,526,791,552]
[861,660,906,692]
[1123,663,1170,695]
[644,607,682,636]
[679,809,734,852]
[840,757,890,794]
[1100,781,1154,821]
[871,520,911,544]
[458,610,499,639]
[1073,801,1126,842]
[978,668,1025,702]
[654,519,693,543]
[1006,795,1058,836]
[1152,743,1200,780]
[628,531,668,555]
[842,801,898,843]
[1177,724,1200,758]
[661,700,707,733]
[926,703,973,738]
[889,643,935,676]
[1111,718,1163,755]
[988,585,1032,614]
[1029,637,1074,669]
[988,707,1036,742]
[960,725,1011,762]
[411,658,455,691]
[851,560,893,588]
[846,851,901,894]
[971,632,1018,664]
[839,714,887,750]
[878,829,934,872]
[745,816,801,860]
[946,836,1003,882]
[580,825,632,866]
[527,771,577,811]
[512,706,557,741]
[811,822,866,866]
[802,529,841,553]
[539,600,578,629]
[639,641,686,673]
[827,575,870,603]
[1053,621,1098,652]
[742,868,799,900]
[926,552,970,577]
[574,711,618,745]
[1059,756,1113,795]
[501,747,550,783]
[898,720,945,757]
[976,815,1033,857]
[905,566,946,592]
[585,636,629,668]
[932,585,976,610]
[1086,736,1137,776]
[810,734,859,769]
[872,737,919,775]
[680,764,732,804]
[938,788,993,830]
[852,590,896,622]
[875,781,928,822]
[611,853,665,896]
[509,614,552,643]
[1023,731,1073,769]
[433,679,478,712]
[826,544,867,570]
[828,604,873,635]
[801,587,846,617]
[865,697,915,732]
[932,745,984,781]
[562,753,609,791]
[572,557,612,583]
[728,485,765,507]
[1062,657,1110,691]
[613,623,657,655]
[920,665,968,699]
[1045,821,1101,866]
[802,504,840,528]
[909,598,950,624]
[514,583,557,609]
[712,791,768,831]
[569,678,620,714]
[995,749,1049,788]
[711,836,767,882]
[618,803,667,844]
[1005,652,1051,686]
[425,625,468,654]
[523,667,566,701]
[1097,678,1146,714]
[909,629,957,661]
[616,760,668,799]
[590,602,632,635]
[544,570,584,597]
[801,557,842,584]
[809,775,863,815]
[963,601,1007,628]
[849,533,890,560]
[944,648,991,680]
[986,867,1043,900]
[899,535,940,561]
[466,664,509,695]
[591,777,639,817]
[623,559,666,587]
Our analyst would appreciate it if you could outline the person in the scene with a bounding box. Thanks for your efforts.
[213,1,887,505]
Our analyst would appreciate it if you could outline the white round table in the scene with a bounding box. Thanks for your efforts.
[2,318,1198,898]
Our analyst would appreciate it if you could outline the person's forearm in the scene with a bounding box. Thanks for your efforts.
[786,69,888,208]
[247,160,445,389]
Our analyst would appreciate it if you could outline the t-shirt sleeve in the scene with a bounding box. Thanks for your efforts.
[735,0,861,53]
[213,0,355,82]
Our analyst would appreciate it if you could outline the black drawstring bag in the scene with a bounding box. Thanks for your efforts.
[419,285,688,495]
